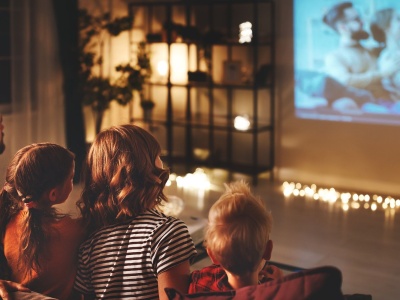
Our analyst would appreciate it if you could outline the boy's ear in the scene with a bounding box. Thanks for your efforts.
[262,240,273,261]
[206,248,220,265]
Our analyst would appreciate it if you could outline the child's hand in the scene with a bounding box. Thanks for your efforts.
[259,265,284,283]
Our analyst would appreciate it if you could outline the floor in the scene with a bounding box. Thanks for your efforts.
[59,168,400,300]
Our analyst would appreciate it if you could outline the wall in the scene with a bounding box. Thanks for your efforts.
[275,0,400,196]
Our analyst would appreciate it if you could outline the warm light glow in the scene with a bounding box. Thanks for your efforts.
[170,44,188,84]
[280,181,399,213]
[239,21,253,44]
[157,60,168,77]
[234,115,251,131]
[174,168,210,190]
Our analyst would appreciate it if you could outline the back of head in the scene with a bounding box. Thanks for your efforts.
[1,143,74,226]
[370,8,394,44]
[78,124,170,232]
[0,142,74,275]
[12,143,74,203]
[205,181,272,276]
[323,2,353,32]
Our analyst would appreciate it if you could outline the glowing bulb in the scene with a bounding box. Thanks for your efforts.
[234,115,250,131]
[283,189,292,197]
[169,173,177,181]
[239,21,252,44]
[371,203,377,211]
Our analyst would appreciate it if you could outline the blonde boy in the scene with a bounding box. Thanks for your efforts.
[189,181,282,293]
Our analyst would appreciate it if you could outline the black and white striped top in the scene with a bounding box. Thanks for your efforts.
[74,209,197,299]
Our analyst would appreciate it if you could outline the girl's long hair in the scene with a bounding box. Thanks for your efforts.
[77,124,169,234]
[0,143,74,277]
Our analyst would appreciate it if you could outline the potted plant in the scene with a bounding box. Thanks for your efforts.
[78,9,134,134]
[140,99,155,123]
[114,41,153,122]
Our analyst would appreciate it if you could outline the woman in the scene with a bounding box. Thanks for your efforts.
[74,124,197,299]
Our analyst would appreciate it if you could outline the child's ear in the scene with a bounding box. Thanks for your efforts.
[206,248,220,265]
[48,188,58,203]
[262,240,273,261]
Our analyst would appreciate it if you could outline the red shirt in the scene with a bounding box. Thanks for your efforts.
[189,263,281,294]
[189,264,233,293]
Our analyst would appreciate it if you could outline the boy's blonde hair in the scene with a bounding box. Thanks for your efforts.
[205,180,272,276]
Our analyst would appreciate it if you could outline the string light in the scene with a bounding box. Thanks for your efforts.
[171,168,211,190]
[282,181,399,213]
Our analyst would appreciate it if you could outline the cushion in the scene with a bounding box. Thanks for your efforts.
[165,266,344,300]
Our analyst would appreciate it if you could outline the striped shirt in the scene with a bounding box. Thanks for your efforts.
[74,209,197,299]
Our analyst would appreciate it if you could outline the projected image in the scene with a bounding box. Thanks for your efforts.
[294,0,400,125]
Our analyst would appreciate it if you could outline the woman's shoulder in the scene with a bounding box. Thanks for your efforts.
[141,209,188,228]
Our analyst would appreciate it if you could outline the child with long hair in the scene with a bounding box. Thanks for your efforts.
[74,124,197,299]
[0,143,85,300]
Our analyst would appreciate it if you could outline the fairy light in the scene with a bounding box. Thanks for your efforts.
[174,168,211,190]
[281,181,399,213]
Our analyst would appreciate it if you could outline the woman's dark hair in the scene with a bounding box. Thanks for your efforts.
[370,8,394,45]
[77,124,170,235]
[0,143,75,277]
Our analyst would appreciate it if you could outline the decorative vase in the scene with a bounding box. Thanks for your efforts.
[143,107,153,123]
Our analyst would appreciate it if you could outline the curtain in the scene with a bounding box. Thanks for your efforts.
[52,0,86,182]
[11,0,65,147]
[0,0,85,181]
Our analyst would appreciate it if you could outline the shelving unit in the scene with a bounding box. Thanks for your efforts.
[128,0,275,184]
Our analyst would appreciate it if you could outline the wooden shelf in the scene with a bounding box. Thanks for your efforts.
[128,0,275,184]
